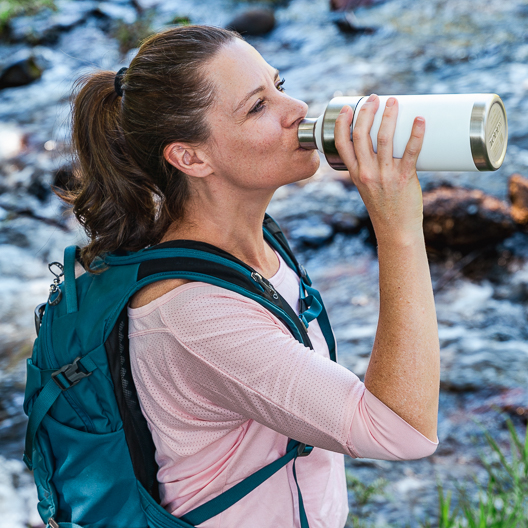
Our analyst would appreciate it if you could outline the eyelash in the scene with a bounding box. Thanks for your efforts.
[249,78,286,114]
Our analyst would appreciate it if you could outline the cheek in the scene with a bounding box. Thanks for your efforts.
[243,119,284,155]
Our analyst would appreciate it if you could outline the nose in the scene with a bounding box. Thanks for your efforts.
[281,93,308,129]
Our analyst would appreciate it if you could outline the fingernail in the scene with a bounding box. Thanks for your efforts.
[386,97,396,107]
[416,116,425,124]
[339,106,348,115]
[367,93,377,102]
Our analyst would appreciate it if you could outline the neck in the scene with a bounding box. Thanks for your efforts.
[161,181,279,278]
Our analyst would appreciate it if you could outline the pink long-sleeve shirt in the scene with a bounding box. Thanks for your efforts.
[128,250,438,528]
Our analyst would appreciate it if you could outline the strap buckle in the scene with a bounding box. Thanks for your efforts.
[51,357,91,391]
[297,443,313,457]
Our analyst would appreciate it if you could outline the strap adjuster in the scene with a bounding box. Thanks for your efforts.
[297,443,313,457]
[299,265,312,286]
[51,357,91,391]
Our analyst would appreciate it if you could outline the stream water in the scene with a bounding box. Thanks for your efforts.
[1,0,528,526]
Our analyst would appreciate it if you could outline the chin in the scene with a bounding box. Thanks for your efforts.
[298,151,320,180]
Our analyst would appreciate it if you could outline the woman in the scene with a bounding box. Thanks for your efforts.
[69,25,439,528]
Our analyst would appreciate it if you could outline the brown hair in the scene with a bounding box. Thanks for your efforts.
[64,25,239,270]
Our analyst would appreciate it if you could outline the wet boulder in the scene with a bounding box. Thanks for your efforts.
[226,9,276,36]
[508,173,528,226]
[333,13,376,35]
[330,0,385,10]
[0,56,42,89]
[288,218,334,248]
[328,211,363,234]
[8,1,95,45]
[422,185,515,249]
[267,179,369,249]
[96,2,137,24]
[479,388,528,424]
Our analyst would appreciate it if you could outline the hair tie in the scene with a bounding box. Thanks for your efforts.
[114,67,128,97]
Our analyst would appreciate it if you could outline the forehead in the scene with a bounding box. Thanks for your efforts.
[207,39,275,111]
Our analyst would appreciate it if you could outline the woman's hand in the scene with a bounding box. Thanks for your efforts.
[334,94,426,244]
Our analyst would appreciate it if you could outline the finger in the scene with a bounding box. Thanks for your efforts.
[334,105,358,174]
[351,94,380,168]
[376,97,398,170]
[401,117,425,174]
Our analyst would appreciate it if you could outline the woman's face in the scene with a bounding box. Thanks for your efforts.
[203,39,320,192]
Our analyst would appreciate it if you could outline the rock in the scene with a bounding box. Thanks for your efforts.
[267,180,369,248]
[27,169,52,202]
[334,15,376,35]
[8,1,97,45]
[96,2,137,24]
[288,218,334,248]
[440,339,528,391]
[328,211,362,233]
[479,388,528,424]
[422,185,515,250]
[226,9,276,36]
[0,57,42,90]
[508,173,528,225]
[333,12,377,35]
[330,0,384,10]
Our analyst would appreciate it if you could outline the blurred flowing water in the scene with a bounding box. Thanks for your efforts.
[1,0,528,526]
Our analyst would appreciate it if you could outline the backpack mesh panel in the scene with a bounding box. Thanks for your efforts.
[105,307,160,502]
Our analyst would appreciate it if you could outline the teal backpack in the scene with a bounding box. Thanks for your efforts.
[23,214,336,528]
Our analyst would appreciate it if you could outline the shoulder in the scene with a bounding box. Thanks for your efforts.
[130,281,281,323]
[129,278,191,309]
[129,281,292,341]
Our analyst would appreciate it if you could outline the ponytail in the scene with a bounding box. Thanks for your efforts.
[63,26,239,270]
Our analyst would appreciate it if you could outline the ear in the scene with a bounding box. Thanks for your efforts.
[163,142,213,178]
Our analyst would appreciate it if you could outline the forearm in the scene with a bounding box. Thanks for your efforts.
[364,230,440,442]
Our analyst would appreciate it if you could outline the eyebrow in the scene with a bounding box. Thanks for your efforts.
[233,68,280,114]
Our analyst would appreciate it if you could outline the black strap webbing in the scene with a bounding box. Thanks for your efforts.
[105,307,160,502]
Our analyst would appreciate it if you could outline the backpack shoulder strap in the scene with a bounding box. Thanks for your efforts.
[263,214,336,362]
[104,237,313,351]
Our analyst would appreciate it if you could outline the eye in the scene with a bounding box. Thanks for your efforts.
[249,99,266,114]
[248,78,286,115]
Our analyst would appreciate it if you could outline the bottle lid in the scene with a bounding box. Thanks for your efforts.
[470,94,508,171]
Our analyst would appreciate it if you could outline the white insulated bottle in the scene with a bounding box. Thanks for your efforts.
[298,94,508,172]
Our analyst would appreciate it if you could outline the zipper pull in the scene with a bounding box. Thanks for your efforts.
[251,272,279,300]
